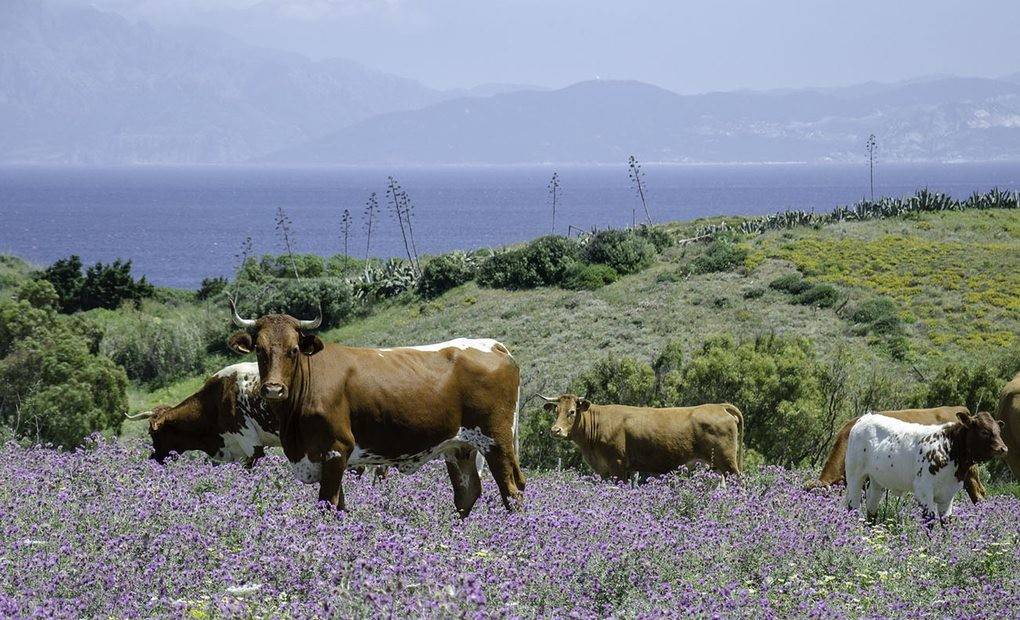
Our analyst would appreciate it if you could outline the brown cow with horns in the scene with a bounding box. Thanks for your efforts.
[226,301,524,516]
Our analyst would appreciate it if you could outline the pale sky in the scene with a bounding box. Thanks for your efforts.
[65,0,1020,93]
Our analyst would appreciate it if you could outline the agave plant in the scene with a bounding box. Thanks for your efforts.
[354,258,420,301]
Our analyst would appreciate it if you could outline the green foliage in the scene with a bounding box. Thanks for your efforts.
[98,309,217,387]
[0,300,128,447]
[418,252,476,298]
[769,274,810,295]
[573,357,657,406]
[584,230,656,275]
[561,263,619,290]
[792,283,841,308]
[668,334,828,466]
[850,297,903,336]
[257,254,325,279]
[40,256,154,313]
[196,277,227,301]
[477,249,542,290]
[520,405,586,471]
[635,225,673,251]
[527,236,582,283]
[254,279,355,330]
[687,241,749,275]
[742,287,765,300]
[916,362,1008,413]
[355,259,420,301]
[15,279,60,310]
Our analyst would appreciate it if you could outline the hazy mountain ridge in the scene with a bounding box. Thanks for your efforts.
[0,0,447,163]
[271,76,1020,164]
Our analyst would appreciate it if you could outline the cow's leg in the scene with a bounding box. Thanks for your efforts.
[845,471,866,515]
[444,447,482,518]
[864,480,884,523]
[318,450,348,510]
[482,439,524,512]
[963,466,985,503]
[372,466,388,483]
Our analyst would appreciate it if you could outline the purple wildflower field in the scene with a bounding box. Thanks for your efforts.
[1,439,1018,619]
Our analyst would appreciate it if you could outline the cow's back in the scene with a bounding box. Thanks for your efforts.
[606,404,740,475]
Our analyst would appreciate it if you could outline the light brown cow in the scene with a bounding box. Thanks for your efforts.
[227,303,523,517]
[995,372,1020,479]
[805,406,986,503]
[544,394,743,480]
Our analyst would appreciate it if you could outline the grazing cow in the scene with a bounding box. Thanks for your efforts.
[126,362,279,466]
[226,302,523,516]
[805,406,986,503]
[996,372,1020,479]
[544,394,743,480]
[845,411,1008,524]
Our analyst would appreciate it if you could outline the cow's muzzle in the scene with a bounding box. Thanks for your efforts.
[261,383,288,400]
[550,427,566,438]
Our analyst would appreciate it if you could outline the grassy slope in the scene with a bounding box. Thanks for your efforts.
[107,209,1020,438]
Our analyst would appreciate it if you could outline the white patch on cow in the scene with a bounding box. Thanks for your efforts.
[376,338,509,355]
[290,457,323,484]
[346,427,495,475]
[209,362,281,463]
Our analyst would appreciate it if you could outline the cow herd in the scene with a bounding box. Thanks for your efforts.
[128,306,1020,526]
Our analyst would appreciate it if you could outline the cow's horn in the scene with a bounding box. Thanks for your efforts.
[539,394,559,402]
[124,410,155,420]
[229,297,256,328]
[295,304,322,330]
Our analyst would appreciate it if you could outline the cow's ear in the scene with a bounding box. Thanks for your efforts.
[998,419,1006,430]
[299,333,324,356]
[577,398,591,412]
[956,411,975,427]
[228,331,253,354]
[543,402,557,412]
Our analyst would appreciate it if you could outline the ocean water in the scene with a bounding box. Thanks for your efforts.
[1,162,1017,288]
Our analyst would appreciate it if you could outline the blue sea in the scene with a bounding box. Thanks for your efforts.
[1,162,1018,289]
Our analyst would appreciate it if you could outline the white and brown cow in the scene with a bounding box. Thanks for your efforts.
[845,410,1008,525]
[126,362,279,466]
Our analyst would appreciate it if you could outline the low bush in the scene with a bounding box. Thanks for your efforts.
[635,225,674,251]
[561,263,619,290]
[916,362,1006,413]
[0,299,128,447]
[196,277,228,301]
[687,241,748,275]
[742,287,766,300]
[793,283,841,308]
[583,230,656,275]
[255,279,355,330]
[41,255,154,313]
[769,273,810,294]
[419,252,476,298]
[98,310,215,387]
[15,279,60,310]
[850,297,903,335]
[258,254,325,279]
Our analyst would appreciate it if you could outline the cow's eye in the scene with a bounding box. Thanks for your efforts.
[568,410,576,417]
[289,346,299,357]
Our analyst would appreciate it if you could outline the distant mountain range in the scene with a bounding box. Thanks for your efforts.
[2,0,1019,165]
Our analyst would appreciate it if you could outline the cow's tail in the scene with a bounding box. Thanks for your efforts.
[722,403,744,469]
[804,417,858,490]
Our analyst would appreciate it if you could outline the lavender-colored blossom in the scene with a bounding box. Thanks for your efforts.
[0,438,1017,618]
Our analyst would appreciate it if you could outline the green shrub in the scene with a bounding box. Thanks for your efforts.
[255,278,355,330]
[573,356,658,406]
[561,263,619,290]
[584,230,656,275]
[850,297,903,335]
[526,236,582,284]
[0,300,128,447]
[742,287,766,300]
[635,225,674,251]
[258,254,325,279]
[687,241,748,275]
[40,256,154,312]
[769,273,809,294]
[793,283,841,308]
[669,334,827,466]
[98,310,214,386]
[16,279,60,310]
[520,404,586,471]
[419,252,476,298]
[477,249,544,290]
[196,277,228,301]
[917,362,1005,413]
